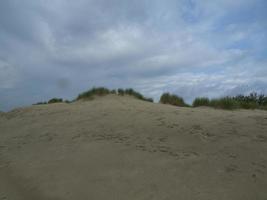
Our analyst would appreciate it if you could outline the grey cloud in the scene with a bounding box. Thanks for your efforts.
[0,0,266,111]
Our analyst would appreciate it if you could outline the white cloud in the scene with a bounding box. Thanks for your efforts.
[0,0,266,110]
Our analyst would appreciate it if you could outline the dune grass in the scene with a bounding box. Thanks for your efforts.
[33,98,63,105]
[33,87,153,106]
[32,88,266,111]
[193,97,210,107]
[160,92,267,110]
[76,87,153,102]
[33,101,47,105]
[77,87,110,100]
[120,88,153,102]
[209,97,239,110]
[192,93,267,110]
[48,98,63,104]
[160,93,188,107]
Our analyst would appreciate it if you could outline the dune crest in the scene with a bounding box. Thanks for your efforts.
[1,95,267,199]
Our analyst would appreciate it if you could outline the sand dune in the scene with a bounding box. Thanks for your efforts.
[0,94,267,200]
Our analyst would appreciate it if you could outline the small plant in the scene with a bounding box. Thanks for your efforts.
[160,93,188,107]
[48,98,63,104]
[193,97,210,107]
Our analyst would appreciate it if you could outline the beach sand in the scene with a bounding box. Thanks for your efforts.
[1,94,267,199]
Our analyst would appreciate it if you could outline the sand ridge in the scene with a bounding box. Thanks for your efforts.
[0,95,267,199]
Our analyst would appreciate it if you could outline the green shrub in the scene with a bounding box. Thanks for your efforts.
[233,93,267,108]
[48,98,63,104]
[209,97,238,110]
[124,88,153,102]
[125,88,143,99]
[238,101,258,109]
[160,93,188,107]
[76,87,153,103]
[193,97,210,107]
[77,87,110,100]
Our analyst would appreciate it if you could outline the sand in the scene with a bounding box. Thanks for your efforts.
[0,94,267,200]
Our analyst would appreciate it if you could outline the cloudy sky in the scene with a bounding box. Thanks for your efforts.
[0,0,267,111]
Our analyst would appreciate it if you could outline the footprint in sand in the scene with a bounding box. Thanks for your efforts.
[252,162,266,176]
[252,134,267,142]
[190,124,214,140]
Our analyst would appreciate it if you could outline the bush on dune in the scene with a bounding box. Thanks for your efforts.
[118,88,153,102]
[48,98,63,104]
[191,92,267,110]
[76,87,153,102]
[125,88,144,100]
[33,88,267,111]
[76,87,110,100]
[232,93,267,109]
[160,93,188,107]
[209,97,239,110]
[32,87,153,106]
[33,98,62,105]
[193,97,210,107]
[34,99,71,105]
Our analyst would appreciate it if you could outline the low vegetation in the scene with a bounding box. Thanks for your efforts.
[192,97,210,107]
[33,98,69,105]
[48,98,63,104]
[209,97,239,110]
[117,88,153,102]
[34,87,153,106]
[33,101,47,105]
[32,88,267,111]
[160,93,188,107]
[76,87,153,102]
[76,87,110,100]
[192,93,267,110]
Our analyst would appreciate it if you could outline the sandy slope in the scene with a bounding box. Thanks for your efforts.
[0,94,267,200]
